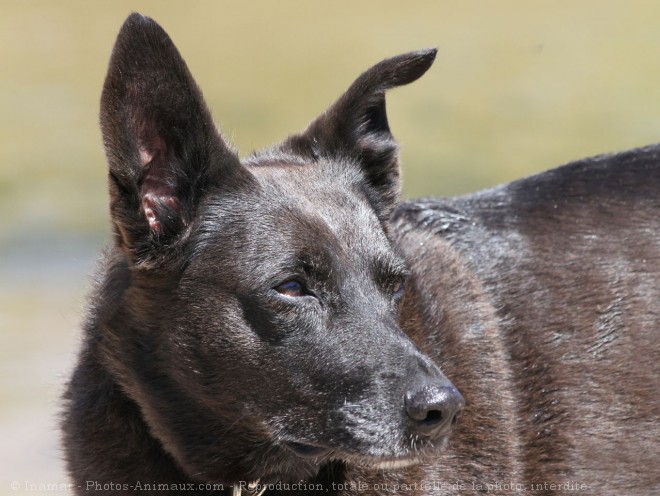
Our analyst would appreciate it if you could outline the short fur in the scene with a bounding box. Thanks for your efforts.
[63,13,660,495]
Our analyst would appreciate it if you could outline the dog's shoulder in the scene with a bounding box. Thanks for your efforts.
[393,142,660,242]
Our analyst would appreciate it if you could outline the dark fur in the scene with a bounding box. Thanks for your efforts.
[63,13,660,495]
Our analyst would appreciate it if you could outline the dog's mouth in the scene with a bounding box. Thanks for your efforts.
[283,435,448,470]
[284,441,333,459]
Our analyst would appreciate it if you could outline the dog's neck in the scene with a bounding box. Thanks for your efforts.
[63,337,350,495]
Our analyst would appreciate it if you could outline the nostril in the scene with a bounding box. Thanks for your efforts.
[451,405,465,426]
[423,408,443,425]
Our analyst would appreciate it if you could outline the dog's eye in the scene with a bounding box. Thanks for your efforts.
[392,280,406,300]
[275,280,306,297]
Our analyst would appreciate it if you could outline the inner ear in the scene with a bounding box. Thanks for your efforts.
[137,120,180,234]
[360,99,390,137]
[138,122,166,168]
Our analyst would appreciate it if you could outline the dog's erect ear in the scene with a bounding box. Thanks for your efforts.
[101,13,241,262]
[282,49,437,217]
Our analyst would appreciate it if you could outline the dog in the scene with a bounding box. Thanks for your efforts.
[63,13,660,495]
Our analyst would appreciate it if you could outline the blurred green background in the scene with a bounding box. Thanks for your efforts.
[3,1,660,493]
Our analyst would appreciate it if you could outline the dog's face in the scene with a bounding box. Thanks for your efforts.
[173,159,433,480]
[99,14,462,484]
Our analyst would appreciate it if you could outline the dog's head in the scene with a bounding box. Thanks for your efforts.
[99,13,463,484]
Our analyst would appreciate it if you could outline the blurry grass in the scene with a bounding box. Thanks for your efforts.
[0,286,82,494]
[0,289,79,404]
[3,1,660,236]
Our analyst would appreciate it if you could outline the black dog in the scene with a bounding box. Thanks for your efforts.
[63,13,659,495]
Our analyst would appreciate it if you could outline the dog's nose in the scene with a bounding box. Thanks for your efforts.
[405,384,465,439]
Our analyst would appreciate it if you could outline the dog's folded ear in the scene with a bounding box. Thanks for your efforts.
[282,49,437,218]
[100,13,242,264]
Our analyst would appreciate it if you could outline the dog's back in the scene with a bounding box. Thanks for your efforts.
[385,146,660,493]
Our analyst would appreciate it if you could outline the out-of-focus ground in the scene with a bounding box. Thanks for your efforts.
[3,1,660,494]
